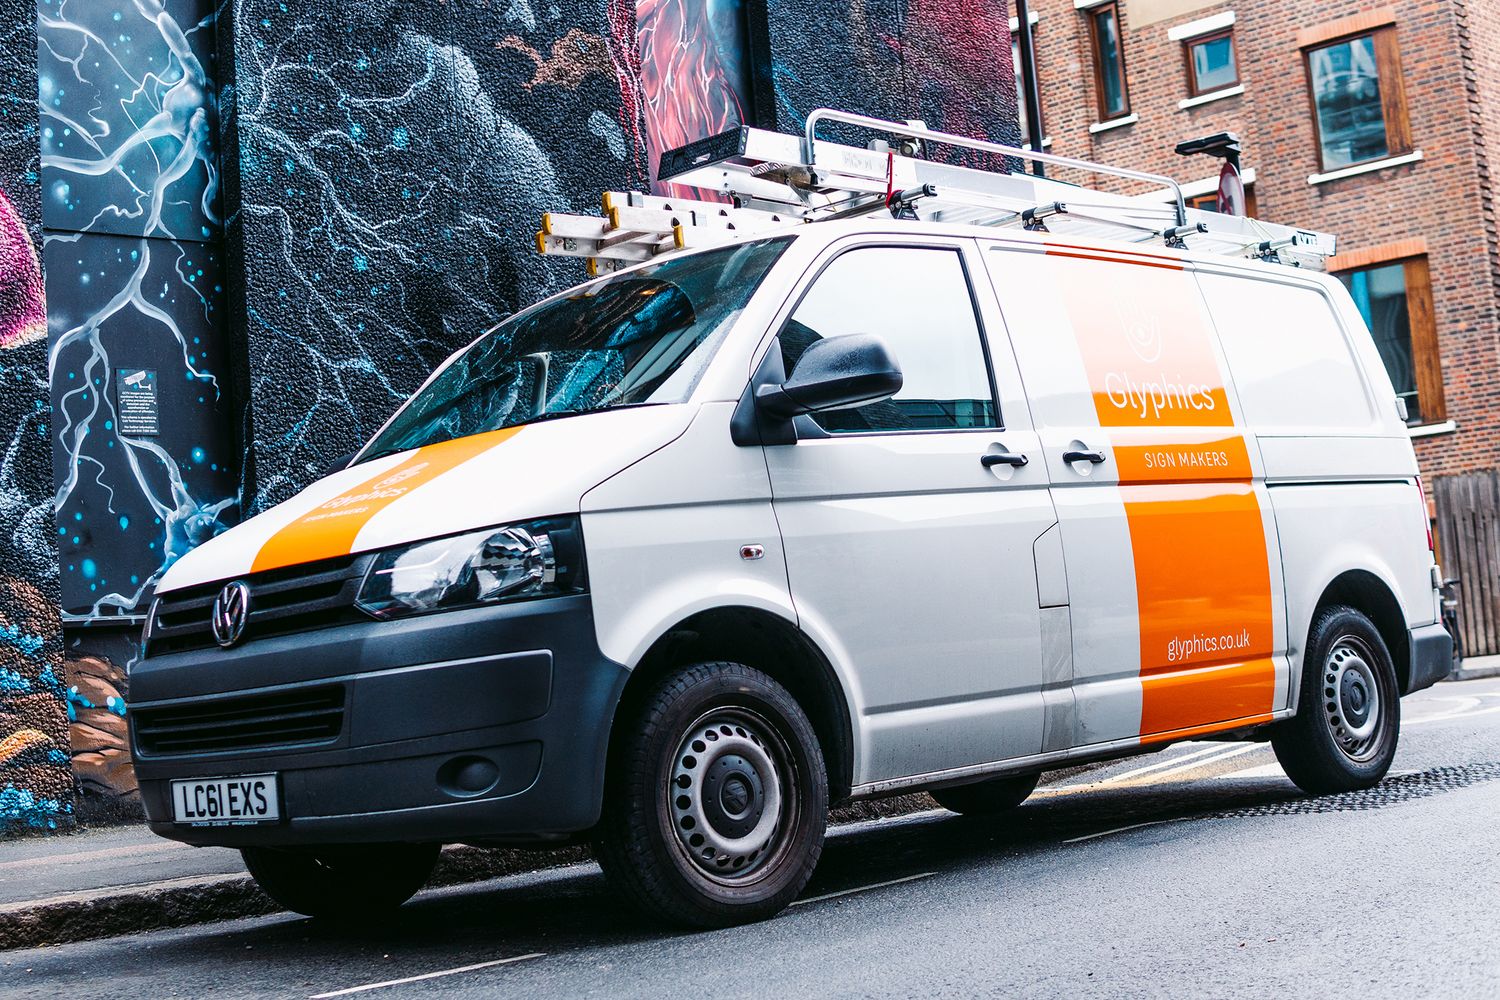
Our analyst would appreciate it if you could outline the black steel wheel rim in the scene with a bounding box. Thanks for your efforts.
[1322,634,1388,763]
[665,705,801,886]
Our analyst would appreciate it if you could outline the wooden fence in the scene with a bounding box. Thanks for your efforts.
[1433,471,1500,659]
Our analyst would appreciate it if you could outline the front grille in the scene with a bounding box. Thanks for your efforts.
[147,554,373,656]
[133,685,346,756]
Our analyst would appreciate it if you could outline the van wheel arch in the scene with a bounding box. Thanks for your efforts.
[609,608,854,803]
[1314,570,1410,693]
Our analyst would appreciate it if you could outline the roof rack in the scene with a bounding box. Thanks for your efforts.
[537,108,1337,275]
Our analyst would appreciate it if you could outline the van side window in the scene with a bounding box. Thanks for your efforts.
[1196,272,1374,429]
[780,247,998,433]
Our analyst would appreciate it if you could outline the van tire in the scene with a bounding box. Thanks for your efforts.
[930,772,1039,816]
[596,661,828,927]
[240,843,440,920]
[1272,604,1400,795]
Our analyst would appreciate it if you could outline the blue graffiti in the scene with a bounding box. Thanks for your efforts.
[0,668,32,694]
[0,623,46,659]
[0,784,72,831]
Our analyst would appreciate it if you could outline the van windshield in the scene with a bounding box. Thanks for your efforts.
[357,238,790,463]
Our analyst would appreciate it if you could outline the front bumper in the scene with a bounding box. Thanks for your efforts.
[129,594,628,847]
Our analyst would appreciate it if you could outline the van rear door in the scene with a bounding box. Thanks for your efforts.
[979,240,1290,749]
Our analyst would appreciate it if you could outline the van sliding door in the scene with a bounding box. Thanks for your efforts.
[978,240,1289,750]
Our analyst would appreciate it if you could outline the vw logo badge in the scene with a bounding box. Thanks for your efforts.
[211,581,251,649]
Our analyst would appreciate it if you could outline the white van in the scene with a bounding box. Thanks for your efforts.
[129,119,1450,928]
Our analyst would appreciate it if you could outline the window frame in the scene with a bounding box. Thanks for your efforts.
[774,242,1005,437]
[1183,27,1239,98]
[1302,25,1413,173]
[1331,252,1444,425]
[1187,185,1258,217]
[1010,11,1044,148]
[1011,34,1036,147]
[1088,1,1131,122]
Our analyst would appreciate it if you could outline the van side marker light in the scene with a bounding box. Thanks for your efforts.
[740,544,765,561]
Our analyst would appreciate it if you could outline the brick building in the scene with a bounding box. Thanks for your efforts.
[1012,0,1500,650]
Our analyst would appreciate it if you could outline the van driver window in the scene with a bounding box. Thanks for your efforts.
[780,247,998,433]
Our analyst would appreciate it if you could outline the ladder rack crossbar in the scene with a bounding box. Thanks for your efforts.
[536,108,1337,275]
[803,108,1189,226]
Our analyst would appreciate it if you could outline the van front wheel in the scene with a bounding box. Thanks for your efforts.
[1272,605,1400,795]
[240,843,440,920]
[596,662,828,927]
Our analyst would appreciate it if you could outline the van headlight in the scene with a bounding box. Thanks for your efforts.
[355,517,586,620]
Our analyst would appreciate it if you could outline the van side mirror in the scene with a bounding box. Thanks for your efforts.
[754,334,903,419]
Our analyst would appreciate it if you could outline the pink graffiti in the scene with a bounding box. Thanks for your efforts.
[635,0,748,197]
[0,188,46,351]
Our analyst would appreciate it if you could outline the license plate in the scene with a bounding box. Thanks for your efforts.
[171,774,280,825]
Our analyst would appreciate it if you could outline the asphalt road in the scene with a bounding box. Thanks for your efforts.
[7,678,1500,1000]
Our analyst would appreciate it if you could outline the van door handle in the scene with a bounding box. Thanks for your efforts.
[981,451,1029,468]
[1062,448,1107,465]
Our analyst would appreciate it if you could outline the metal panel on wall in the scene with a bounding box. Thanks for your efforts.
[46,232,237,617]
[41,0,237,621]
[38,0,236,819]
[636,0,755,192]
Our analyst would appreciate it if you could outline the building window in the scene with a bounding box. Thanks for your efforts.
[1187,187,1257,216]
[1336,256,1443,425]
[1305,28,1412,171]
[1185,30,1238,96]
[1012,36,1035,145]
[1089,2,1129,121]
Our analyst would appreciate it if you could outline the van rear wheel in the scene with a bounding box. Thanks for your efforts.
[1272,605,1400,795]
[241,843,440,920]
[596,661,828,927]
[930,772,1039,816]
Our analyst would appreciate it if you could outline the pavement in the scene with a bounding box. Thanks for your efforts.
[1,676,1498,997]
[0,783,928,951]
[1453,653,1500,681]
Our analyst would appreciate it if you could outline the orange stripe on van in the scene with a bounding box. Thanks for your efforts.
[1111,431,1251,484]
[1138,707,1279,746]
[1054,250,1278,740]
[250,427,523,574]
[1044,249,1183,272]
[1120,479,1276,737]
[1042,240,1186,268]
[1139,660,1278,742]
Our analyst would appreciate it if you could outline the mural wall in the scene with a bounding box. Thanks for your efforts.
[221,0,648,517]
[764,0,1021,166]
[629,1,1022,191]
[0,0,1018,834]
[1,0,72,833]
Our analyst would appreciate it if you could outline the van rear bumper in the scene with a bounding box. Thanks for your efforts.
[1406,621,1454,694]
[129,595,628,847]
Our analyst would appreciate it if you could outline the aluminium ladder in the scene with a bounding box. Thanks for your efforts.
[536,108,1337,276]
